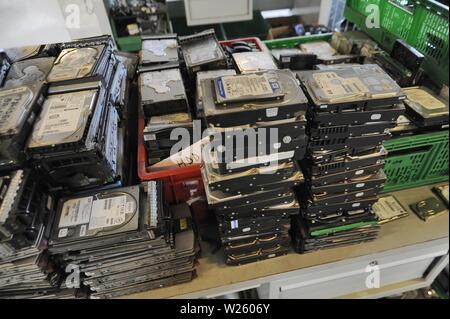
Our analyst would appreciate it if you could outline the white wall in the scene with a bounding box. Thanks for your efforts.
[0,0,113,49]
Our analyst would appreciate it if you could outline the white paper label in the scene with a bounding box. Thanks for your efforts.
[352,203,361,208]
[59,197,93,228]
[79,225,87,237]
[266,107,278,117]
[88,196,127,230]
[355,169,364,176]
[58,228,68,238]
[231,220,239,229]
[356,192,364,197]
[356,183,365,188]
[242,227,251,233]
[219,74,276,99]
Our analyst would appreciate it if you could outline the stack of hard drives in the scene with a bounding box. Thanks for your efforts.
[24,36,131,191]
[138,34,194,165]
[0,170,60,299]
[47,181,197,299]
[200,69,310,265]
[292,64,406,253]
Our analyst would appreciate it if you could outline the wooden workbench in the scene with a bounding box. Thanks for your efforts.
[122,183,449,299]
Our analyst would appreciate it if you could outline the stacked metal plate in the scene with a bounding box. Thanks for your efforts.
[292,64,406,253]
[0,170,60,299]
[200,70,309,265]
[47,181,197,299]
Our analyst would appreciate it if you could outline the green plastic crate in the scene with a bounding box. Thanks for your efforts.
[383,131,449,192]
[344,0,449,87]
[264,33,333,49]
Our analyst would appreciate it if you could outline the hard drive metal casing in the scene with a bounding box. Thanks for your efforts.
[140,34,179,66]
[49,186,141,247]
[308,132,391,152]
[217,214,290,237]
[232,51,278,74]
[46,44,112,86]
[308,188,380,206]
[4,57,55,89]
[308,122,395,139]
[202,70,309,127]
[310,169,386,195]
[179,29,227,75]
[212,150,296,175]
[225,244,290,266]
[203,157,300,194]
[307,104,406,126]
[27,80,107,156]
[139,68,189,118]
[403,87,449,128]
[303,162,384,187]
[0,84,47,170]
[297,65,405,112]
[304,147,387,177]
[303,197,379,218]
[223,232,291,255]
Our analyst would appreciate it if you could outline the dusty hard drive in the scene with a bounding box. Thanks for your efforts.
[3,45,58,63]
[179,29,227,75]
[140,34,179,66]
[299,40,361,65]
[202,70,308,127]
[232,52,278,74]
[139,68,188,117]
[271,48,317,70]
[411,197,448,221]
[4,57,55,88]
[0,84,47,170]
[49,186,141,246]
[403,87,449,129]
[372,195,409,224]
[27,81,105,154]
[46,45,111,84]
[298,64,405,112]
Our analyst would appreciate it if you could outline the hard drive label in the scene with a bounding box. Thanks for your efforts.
[216,74,279,101]
[30,90,97,147]
[39,95,85,135]
[59,197,93,228]
[312,72,369,100]
[89,196,127,230]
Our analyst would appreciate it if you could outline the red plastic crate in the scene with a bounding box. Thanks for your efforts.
[219,37,269,52]
[137,37,266,203]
